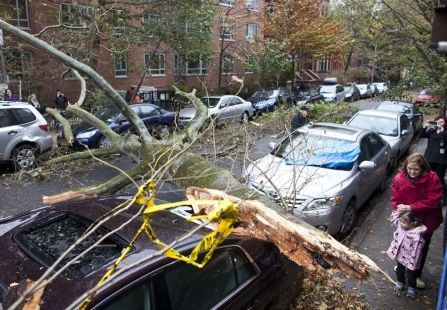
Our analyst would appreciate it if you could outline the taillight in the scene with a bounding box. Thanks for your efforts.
[39,124,49,132]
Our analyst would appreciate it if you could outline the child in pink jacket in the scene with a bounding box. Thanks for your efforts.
[387,210,427,298]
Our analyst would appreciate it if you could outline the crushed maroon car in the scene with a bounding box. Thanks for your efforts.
[0,196,303,309]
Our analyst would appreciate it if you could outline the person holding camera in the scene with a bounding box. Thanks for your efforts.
[420,116,447,201]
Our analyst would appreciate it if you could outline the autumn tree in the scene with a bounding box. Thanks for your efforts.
[264,0,352,86]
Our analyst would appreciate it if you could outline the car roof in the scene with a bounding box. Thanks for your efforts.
[354,109,405,119]
[201,95,235,99]
[299,122,368,142]
[0,102,31,108]
[378,100,413,108]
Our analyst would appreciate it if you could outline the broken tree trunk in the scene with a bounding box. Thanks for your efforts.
[186,187,394,283]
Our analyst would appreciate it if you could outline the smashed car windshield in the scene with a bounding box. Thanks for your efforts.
[273,133,360,170]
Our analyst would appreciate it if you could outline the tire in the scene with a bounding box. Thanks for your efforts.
[241,112,249,124]
[12,144,38,171]
[97,136,111,148]
[338,200,357,238]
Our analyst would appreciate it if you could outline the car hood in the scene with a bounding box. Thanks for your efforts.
[245,154,352,198]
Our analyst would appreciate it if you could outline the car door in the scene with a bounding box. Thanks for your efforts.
[94,247,260,310]
[216,97,233,123]
[139,105,161,128]
[399,115,413,153]
[229,96,245,121]
[335,86,345,101]
[357,133,388,206]
[0,109,20,160]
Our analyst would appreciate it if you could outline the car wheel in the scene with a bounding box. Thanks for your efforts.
[97,136,111,148]
[241,112,249,124]
[153,125,171,140]
[12,144,37,171]
[338,200,357,238]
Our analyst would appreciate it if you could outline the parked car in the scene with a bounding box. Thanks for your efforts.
[296,90,325,104]
[343,85,361,102]
[373,82,388,94]
[376,100,424,134]
[178,95,254,127]
[415,88,442,105]
[248,87,295,113]
[243,122,391,236]
[356,84,373,99]
[0,196,302,309]
[0,102,52,170]
[370,84,380,97]
[346,109,413,169]
[317,84,346,102]
[70,103,176,148]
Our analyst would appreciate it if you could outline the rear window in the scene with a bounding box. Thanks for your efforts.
[10,108,36,125]
[13,212,128,279]
[420,89,433,95]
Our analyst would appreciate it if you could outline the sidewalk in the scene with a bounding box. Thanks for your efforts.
[343,139,443,309]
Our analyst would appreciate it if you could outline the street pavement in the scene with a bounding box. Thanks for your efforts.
[342,137,444,310]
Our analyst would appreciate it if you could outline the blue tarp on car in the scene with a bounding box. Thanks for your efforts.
[284,140,360,168]
[436,248,447,309]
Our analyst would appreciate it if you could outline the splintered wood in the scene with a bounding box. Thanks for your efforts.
[186,187,394,283]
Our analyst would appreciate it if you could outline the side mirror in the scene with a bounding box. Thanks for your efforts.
[401,129,409,136]
[268,142,276,150]
[220,102,228,108]
[359,160,376,170]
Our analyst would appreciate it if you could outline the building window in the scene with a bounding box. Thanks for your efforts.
[112,9,126,34]
[245,23,259,41]
[5,49,32,75]
[220,20,235,41]
[2,0,29,28]
[145,53,166,75]
[246,0,260,11]
[142,13,161,27]
[114,53,127,77]
[221,54,235,75]
[219,0,235,6]
[245,56,254,74]
[186,58,208,75]
[60,3,94,27]
[318,58,330,72]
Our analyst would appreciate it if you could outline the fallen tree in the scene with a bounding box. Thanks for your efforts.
[0,18,392,286]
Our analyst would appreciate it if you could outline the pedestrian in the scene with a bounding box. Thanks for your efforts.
[419,116,447,202]
[387,210,427,298]
[27,94,40,109]
[290,106,309,131]
[390,153,443,289]
[4,89,18,102]
[54,90,68,112]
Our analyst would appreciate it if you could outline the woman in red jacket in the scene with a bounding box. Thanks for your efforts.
[391,153,443,289]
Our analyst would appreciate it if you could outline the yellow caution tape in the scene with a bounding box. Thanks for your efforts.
[80,180,238,309]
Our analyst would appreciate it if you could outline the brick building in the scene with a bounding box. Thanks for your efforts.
[1,0,264,104]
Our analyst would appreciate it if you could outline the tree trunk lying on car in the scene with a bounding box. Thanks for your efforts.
[1,19,393,284]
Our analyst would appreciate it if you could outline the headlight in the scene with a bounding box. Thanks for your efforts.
[303,196,342,211]
[76,130,97,139]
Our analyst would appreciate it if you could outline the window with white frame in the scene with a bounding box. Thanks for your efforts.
[317,58,330,72]
[60,3,93,27]
[186,58,208,75]
[220,20,235,41]
[219,0,235,6]
[114,53,127,77]
[145,53,166,75]
[142,13,161,26]
[112,9,126,34]
[2,0,29,28]
[221,54,235,74]
[245,23,259,41]
[246,0,260,11]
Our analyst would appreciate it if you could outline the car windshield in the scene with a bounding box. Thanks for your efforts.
[272,132,359,170]
[94,106,120,124]
[318,86,336,94]
[252,90,277,98]
[344,87,353,94]
[357,85,367,90]
[201,97,221,108]
[378,104,413,117]
[419,89,433,95]
[349,114,398,137]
